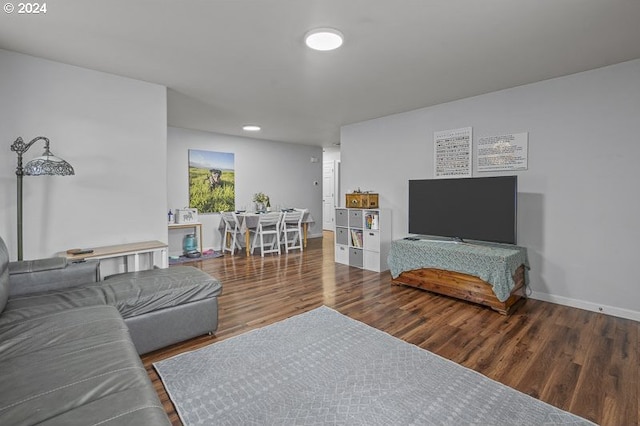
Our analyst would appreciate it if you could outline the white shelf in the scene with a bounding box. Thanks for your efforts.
[334,208,391,272]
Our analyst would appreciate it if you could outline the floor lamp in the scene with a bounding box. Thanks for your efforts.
[10,136,75,261]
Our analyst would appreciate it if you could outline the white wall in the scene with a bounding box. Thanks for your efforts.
[341,59,640,321]
[0,49,167,260]
[167,127,323,255]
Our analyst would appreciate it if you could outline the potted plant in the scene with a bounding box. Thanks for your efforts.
[253,192,269,212]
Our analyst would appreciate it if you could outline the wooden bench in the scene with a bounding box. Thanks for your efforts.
[388,238,528,315]
[392,264,526,315]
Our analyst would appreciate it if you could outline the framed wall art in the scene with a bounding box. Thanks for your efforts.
[188,149,235,213]
[434,127,472,178]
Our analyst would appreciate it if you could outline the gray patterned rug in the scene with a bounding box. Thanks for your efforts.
[154,306,594,425]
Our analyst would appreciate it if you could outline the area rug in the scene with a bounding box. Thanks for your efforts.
[168,251,223,265]
[154,306,593,425]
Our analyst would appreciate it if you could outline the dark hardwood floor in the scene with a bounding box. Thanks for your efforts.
[142,232,639,426]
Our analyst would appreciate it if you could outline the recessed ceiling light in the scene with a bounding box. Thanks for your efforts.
[305,28,344,51]
[242,125,261,132]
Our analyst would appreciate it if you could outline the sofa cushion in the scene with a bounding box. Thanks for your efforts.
[8,256,67,274]
[0,285,106,327]
[0,305,122,360]
[0,305,169,425]
[0,265,221,327]
[101,266,222,319]
[0,237,9,313]
[36,388,171,426]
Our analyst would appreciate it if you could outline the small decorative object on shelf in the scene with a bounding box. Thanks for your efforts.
[176,208,198,223]
[253,192,269,212]
[364,212,379,230]
[346,190,379,208]
[168,209,175,224]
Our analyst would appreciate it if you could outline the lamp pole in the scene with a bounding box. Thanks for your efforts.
[16,154,24,261]
[11,136,51,261]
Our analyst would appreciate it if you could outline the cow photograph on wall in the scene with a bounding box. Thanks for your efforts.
[187,149,235,213]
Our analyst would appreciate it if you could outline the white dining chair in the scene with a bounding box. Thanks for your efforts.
[221,211,243,255]
[250,211,283,257]
[281,210,304,253]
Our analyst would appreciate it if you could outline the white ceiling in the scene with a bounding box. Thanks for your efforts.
[2,0,640,147]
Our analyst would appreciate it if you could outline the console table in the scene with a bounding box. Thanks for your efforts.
[63,240,168,277]
[388,238,529,314]
[168,222,203,253]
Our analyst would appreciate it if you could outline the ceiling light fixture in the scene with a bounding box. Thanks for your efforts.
[242,125,261,132]
[305,28,344,51]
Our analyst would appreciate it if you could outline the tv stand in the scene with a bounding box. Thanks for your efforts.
[388,238,528,315]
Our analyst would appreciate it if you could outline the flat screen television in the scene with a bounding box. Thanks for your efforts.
[408,175,517,244]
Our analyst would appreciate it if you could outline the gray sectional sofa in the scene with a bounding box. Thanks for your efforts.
[0,236,222,425]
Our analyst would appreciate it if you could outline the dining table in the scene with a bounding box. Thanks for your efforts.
[220,210,315,256]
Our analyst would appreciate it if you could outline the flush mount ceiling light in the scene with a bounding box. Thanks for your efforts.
[242,125,261,132]
[305,28,344,51]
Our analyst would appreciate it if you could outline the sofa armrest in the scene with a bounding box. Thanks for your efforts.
[9,257,68,274]
[8,258,100,297]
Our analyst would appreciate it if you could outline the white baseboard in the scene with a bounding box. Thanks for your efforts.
[529,291,640,322]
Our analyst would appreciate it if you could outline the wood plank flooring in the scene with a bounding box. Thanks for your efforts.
[142,232,639,426]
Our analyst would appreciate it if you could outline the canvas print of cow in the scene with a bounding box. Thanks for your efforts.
[188,149,235,213]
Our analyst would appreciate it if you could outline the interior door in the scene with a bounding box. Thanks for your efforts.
[322,161,337,230]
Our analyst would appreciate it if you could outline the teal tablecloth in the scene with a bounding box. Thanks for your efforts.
[388,238,529,302]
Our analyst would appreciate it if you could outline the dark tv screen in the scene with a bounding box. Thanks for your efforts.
[408,176,517,244]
